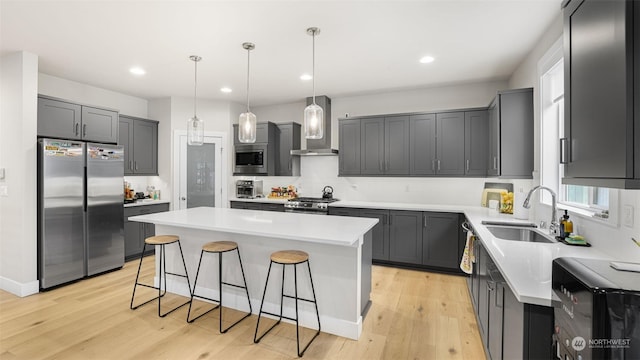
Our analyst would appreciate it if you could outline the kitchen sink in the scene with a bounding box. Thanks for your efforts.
[485,226,555,243]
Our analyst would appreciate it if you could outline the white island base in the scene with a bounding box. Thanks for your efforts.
[129,207,377,340]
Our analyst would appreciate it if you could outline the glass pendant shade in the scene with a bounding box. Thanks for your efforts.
[238,111,257,143]
[304,102,323,139]
[187,115,204,145]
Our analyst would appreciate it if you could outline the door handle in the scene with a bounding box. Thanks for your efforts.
[82,124,87,137]
[560,138,569,164]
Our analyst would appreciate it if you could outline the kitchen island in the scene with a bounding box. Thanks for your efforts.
[128,206,378,340]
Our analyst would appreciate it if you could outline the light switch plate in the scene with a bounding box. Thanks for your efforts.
[623,205,634,228]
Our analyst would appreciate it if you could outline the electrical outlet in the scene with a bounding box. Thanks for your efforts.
[623,205,634,228]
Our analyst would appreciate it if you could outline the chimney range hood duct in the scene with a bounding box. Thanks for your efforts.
[290,95,339,156]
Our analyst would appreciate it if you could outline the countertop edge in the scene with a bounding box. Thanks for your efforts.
[124,200,171,208]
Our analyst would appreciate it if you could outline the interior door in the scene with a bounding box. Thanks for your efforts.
[174,132,225,210]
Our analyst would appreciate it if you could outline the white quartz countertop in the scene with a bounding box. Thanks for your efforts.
[330,200,610,306]
[124,199,171,208]
[229,197,289,204]
[128,206,378,247]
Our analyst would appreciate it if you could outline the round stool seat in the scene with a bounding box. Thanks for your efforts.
[202,241,238,253]
[271,250,309,264]
[145,235,179,245]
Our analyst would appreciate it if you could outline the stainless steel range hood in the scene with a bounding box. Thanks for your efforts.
[290,95,339,156]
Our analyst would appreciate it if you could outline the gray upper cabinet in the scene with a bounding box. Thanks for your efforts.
[38,96,118,143]
[275,122,301,176]
[339,119,361,175]
[360,116,410,175]
[118,115,158,176]
[464,110,488,176]
[360,118,385,175]
[409,114,436,175]
[487,88,534,178]
[233,122,271,145]
[436,112,465,175]
[562,0,639,189]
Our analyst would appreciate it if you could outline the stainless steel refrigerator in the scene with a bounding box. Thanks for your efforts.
[37,138,124,289]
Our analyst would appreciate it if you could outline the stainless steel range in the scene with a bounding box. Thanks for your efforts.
[284,197,339,214]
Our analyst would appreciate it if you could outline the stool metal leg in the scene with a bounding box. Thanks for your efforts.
[295,260,321,357]
[188,248,252,333]
[254,261,282,343]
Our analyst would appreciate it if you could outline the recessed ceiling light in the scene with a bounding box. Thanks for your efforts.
[129,67,146,75]
[300,73,313,81]
[220,87,232,93]
[419,56,435,64]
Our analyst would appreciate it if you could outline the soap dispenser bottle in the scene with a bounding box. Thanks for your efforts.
[560,210,573,238]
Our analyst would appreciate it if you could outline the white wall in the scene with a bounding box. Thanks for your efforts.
[0,51,39,296]
[38,73,148,118]
[508,13,640,262]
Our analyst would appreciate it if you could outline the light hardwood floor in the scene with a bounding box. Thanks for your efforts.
[0,257,485,359]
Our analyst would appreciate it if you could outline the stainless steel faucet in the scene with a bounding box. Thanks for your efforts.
[523,186,559,236]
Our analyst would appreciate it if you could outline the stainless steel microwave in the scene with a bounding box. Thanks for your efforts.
[234,144,269,175]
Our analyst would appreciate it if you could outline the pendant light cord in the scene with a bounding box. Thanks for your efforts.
[312,31,316,105]
[193,58,198,117]
[246,48,251,112]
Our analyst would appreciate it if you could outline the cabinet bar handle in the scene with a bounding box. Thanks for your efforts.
[437,160,441,171]
[134,161,138,170]
[82,124,87,136]
[75,123,79,136]
[466,159,470,172]
[423,214,427,228]
[496,283,503,308]
[560,138,569,164]
[129,160,133,170]
[493,157,498,170]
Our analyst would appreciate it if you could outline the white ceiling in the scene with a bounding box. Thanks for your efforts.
[1,0,560,106]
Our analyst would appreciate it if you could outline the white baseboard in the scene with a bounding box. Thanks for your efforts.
[0,276,39,297]
[160,277,362,340]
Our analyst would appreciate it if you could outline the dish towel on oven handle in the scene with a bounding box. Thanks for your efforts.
[460,230,476,274]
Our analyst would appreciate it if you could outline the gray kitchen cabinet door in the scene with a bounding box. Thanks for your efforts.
[275,123,301,176]
[38,97,82,140]
[361,208,390,261]
[563,0,634,180]
[339,119,361,175]
[389,210,423,264]
[360,118,385,175]
[409,114,436,175]
[81,106,118,143]
[421,212,460,269]
[328,207,359,217]
[132,119,158,175]
[477,242,489,344]
[487,99,500,176]
[502,283,525,360]
[384,116,410,175]
[118,117,134,174]
[124,208,142,260]
[262,203,285,212]
[464,111,488,176]
[230,201,249,209]
[436,112,465,175]
[499,90,533,178]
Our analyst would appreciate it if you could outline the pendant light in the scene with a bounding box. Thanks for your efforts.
[304,27,323,139]
[238,42,257,143]
[187,55,204,146]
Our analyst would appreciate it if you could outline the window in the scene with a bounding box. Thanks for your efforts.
[539,39,611,219]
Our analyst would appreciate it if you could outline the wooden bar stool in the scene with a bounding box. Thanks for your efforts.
[186,241,252,333]
[130,235,192,317]
[254,250,320,357]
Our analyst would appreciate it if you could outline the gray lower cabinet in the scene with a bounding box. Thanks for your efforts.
[470,237,554,360]
[328,207,390,261]
[422,212,462,269]
[389,210,423,264]
[124,203,170,261]
[118,115,158,175]
[275,123,301,176]
[487,88,534,178]
[464,110,489,176]
[230,201,284,212]
[338,119,361,175]
[38,96,119,143]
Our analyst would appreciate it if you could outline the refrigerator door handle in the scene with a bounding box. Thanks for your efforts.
[83,166,88,212]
